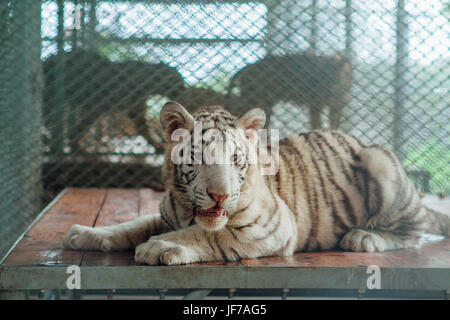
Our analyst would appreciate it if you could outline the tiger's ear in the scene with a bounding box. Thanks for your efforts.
[235,108,266,140]
[160,101,194,141]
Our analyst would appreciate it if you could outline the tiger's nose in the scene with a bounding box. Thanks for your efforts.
[208,192,229,203]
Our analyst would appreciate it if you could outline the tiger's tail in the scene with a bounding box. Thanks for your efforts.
[425,206,450,236]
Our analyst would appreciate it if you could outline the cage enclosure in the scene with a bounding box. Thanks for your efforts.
[0,0,448,258]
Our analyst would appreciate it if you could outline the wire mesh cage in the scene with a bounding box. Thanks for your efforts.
[0,0,448,257]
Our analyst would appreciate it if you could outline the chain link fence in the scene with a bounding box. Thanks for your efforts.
[1,1,43,259]
[1,0,449,258]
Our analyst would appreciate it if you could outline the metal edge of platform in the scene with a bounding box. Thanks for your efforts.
[1,265,449,291]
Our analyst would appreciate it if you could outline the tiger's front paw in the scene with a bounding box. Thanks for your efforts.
[62,224,114,252]
[135,239,196,265]
[340,228,386,252]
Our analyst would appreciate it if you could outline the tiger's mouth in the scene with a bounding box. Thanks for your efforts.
[196,206,227,218]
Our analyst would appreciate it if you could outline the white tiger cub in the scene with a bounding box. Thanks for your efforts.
[63,102,449,265]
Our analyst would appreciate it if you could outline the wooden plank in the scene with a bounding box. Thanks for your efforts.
[191,260,243,267]
[82,188,164,266]
[81,189,140,266]
[383,239,450,268]
[2,188,107,266]
[82,251,138,267]
[3,187,450,271]
[240,251,395,268]
[3,249,82,267]
[93,189,140,227]
[82,189,165,267]
[14,188,107,250]
[240,239,450,269]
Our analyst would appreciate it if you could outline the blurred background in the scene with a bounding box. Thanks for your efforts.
[0,0,448,258]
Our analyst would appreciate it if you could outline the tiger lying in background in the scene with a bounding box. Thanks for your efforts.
[43,50,186,154]
[63,103,449,265]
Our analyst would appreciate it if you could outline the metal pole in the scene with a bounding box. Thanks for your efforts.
[87,0,97,51]
[310,0,317,51]
[264,0,279,55]
[0,2,8,38]
[393,0,409,162]
[72,0,79,48]
[345,0,352,57]
[80,1,86,45]
[50,0,66,154]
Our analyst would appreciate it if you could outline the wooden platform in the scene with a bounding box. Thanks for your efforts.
[1,188,449,296]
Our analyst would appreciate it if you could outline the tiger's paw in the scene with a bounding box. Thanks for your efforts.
[62,224,114,252]
[135,239,195,265]
[340,228,386,252]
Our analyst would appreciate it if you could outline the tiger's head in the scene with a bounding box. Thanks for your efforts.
[160,102,266,231]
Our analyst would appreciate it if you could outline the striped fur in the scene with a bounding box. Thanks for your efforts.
[63,103,449,265]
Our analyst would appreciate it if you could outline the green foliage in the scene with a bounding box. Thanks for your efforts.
[146,95,170,120]
[441,1,450,18]
[194,68,233,94]
[404,138,449,194]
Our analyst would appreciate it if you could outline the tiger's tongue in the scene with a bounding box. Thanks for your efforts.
[197,206,227,218]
